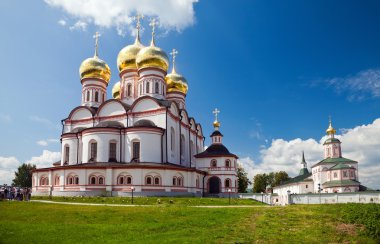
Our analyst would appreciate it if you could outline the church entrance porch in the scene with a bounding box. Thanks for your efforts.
[208,176,221,194]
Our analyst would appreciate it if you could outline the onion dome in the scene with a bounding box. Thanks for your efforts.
[117,32,144,72]
[213,120,221,129]
[136,19,169,71]
[79,32,111,83]
[112,81,120,99]
[212,108,221,130]
[326,118,336,136]
[165,69,188,94]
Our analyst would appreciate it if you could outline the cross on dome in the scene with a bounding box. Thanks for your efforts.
[93,31,101,57]
[213,108,220,120]
[212,108,221,130]
[149,18,158,46]
[134,14,144,43]
[170,48,178,73]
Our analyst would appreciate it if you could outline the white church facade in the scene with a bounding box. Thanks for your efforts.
[32,18,238,197]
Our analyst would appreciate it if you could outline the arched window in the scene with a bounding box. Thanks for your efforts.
[98,177,104,185]
[196,177,199,188]
[40,177,48,186]
[190,140,194,162]
[225,159,231,168]
[170,127,175,152]
[146,82,150,93]
[109,141,117,162]
[118,176,124,185]
[146,176,152,185]
[140,83,142,95]
[154,177,160,185]
[172,177,177,186]
[74,176,79,185]
[68,176,73,185]
[178,177,182,186]
[95,91,99,102]
[132,141,140,162]
[126,176,132,185]
[54,176,60,186]
[86,90,90,102]
[225,178,231,188]
[127,84,132,97]
[90,176,97,185]
[64,145,70,163]
[155,82,159,94]
[89,141,97,162]
[211,159,217,167]
[180,134,185,160]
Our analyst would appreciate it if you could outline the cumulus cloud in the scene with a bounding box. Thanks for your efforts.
[37,139,60,147]
[58,19,66,26]
[45,0,198,36]
[323,68,380,101]
[26,150,61,169]
[242,118,380,189]
[69,20,88,31]
[0,156,21,185]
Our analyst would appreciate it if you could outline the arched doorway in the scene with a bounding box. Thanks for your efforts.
[208,176,220,194]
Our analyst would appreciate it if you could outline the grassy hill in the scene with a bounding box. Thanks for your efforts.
[0,200,378,243]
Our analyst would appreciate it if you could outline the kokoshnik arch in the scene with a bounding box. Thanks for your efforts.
[32,16,238,197]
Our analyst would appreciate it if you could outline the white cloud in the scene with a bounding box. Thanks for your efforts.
[0,156,21,185]
[0,114,12,123]
[58,19,66,26]
[242,118,380,189]
[69,20,88,31]
[324,68,380,101]
[26,150,61,169]
[37,139,59,147]
[44,0,198,36]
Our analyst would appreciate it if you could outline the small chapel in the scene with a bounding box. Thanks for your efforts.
[32,16,238,197]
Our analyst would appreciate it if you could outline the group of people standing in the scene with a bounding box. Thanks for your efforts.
[0,186,31,201]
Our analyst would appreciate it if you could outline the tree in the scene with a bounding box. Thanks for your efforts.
[253,173,267,193]
[12,163,36,187]
[237,166,251,193]
[273,171,290,187]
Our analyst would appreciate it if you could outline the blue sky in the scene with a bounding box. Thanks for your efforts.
[1,0,380,188]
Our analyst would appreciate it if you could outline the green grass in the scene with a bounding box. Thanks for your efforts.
[0,201,378,243]
[31,195,263,206]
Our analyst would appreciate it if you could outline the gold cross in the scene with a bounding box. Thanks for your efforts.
[149,18,158,34]
[93,31,101,57]
[170,48,178,69]
[213,108,220,121]
[134,14,144,31]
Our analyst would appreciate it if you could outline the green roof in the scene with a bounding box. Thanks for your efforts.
[323,138,341,144]
[312,157,357,168]
[330,163,355,170]
[278,172,312,186]
[299,167,309,176]
[322,180,360,188]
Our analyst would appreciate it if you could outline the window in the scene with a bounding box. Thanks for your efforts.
[90,142,97,162]
[40,177,49,186]
[154,177,160,185]
[178,177,182,186]
[155,82,159,94]
[343,171,348,177]
[140,84,142,95]
[86,90,90,102]
[74,176,79,185]
[132,141,140,161]
[90,176,96,185]
[211,160,217,167]
[64,145,69,163]
[126,176,132,185]
[180,135,185,160]
[119,176,124,185]
[55,176,60,186]
[350,171,355,178]
[333,172,337,178]
[170,127,175,151]
[95,91,99,102]
[146,82,150,93]
[225,160,231,168]
[225,178,231,188]
[98,177,104,185]
[68,176,73,185]
[109,142,117,162]
[196,177,199,188]
[172,177,177,186]
[127,84,132,97]
[146,176,152,185]
[306,185,308,189]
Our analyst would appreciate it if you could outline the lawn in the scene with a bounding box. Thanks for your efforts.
[0,201,378,243]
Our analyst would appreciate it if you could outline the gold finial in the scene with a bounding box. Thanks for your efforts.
[170,48,178,73]
[326,116,336,136]
[212,108,221,130]
[134,13,144,44]
[149,18,158,46]
[93,32,101,57]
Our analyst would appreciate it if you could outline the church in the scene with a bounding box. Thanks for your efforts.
[32,17,238,197]
[273,119,363,204]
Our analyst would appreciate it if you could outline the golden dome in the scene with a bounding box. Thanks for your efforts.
[136,43,169,71]
[213,120,221,128]
[117,38,144,72]
[326,119,336,135]
[165,69,188,94]
[79,56,111,83]
[112,81,120,99]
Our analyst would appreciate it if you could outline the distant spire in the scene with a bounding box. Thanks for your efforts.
[212,108,221,130]
[93,32,101,57]
[170,48,178,73]
[326,116,336,137]
[149,18,158,46]
[301,151,307,168]
[133,13,144,44]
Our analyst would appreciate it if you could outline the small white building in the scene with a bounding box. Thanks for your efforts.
[32,20,237,197]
